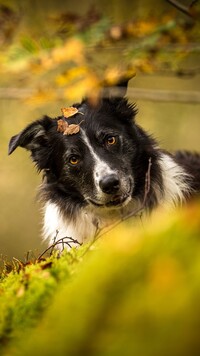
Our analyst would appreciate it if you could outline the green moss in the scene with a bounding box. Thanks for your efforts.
[1,203,200,355]
[0,248,83,350]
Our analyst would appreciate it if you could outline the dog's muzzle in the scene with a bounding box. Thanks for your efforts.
[99,174,120,195]
[88,174,133,208]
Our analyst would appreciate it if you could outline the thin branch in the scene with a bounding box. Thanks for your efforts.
[37,237,82,260]
[166,0,198,18]
[50,230,59,256]
[190,0,199,8]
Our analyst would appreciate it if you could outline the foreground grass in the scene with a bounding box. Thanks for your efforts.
[1,202,200,355]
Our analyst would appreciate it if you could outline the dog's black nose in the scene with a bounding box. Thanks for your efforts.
[99,174,120,194]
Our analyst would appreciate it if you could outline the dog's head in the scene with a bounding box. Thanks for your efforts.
[9,86,156,210]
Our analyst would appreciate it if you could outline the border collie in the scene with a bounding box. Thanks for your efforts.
[8,81,200,247]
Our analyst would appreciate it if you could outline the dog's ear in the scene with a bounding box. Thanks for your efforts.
[114,75,138,121]
[115,78,130,97]
[103,73,134,100]
[8,116,55,170]
[8,116,53,154]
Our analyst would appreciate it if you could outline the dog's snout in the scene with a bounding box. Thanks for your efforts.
[99,174,120,194]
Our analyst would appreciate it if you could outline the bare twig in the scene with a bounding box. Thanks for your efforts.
[166,0,198,18]
[142,157,152,206]
[50,230,59,256]
[190,0,199,8]
[37,236,82,260]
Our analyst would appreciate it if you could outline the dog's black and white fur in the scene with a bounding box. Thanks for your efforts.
[8,82,200,246]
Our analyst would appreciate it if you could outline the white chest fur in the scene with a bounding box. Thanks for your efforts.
[43,203,98,246]
[43,200,137,247]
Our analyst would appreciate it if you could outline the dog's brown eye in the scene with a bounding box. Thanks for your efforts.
[69,156,79,165]
[106,136,116,145]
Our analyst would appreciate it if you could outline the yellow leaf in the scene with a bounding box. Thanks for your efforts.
[104,66,136,86]
[52,38,84,64]
[104,67,121,86]
[64,72,100,101]
[61,107,79,118]
[56,66,88,87]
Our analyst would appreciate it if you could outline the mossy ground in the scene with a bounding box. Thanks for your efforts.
[1,202,200,355]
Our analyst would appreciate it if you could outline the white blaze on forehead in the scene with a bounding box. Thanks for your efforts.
[81,129,116,183]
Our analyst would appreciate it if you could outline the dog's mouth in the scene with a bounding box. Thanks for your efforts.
[87,177,133,209]
[88,194,131,208]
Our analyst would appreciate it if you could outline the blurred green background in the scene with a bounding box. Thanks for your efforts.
[0,0,200,260]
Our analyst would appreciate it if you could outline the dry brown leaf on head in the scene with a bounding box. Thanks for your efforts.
[57,117,84,136]
[61,107,79,118]
[63,120,84,135]
[64,124,80,135]
[61,107,84,118]
[57,119,69,133]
